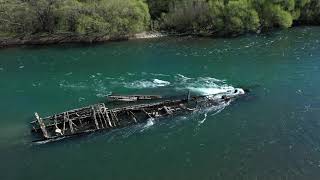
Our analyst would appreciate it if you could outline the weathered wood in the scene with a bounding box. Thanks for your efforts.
[109,111,116,127]
[128,111,138,123]
[163,106,173,115]
[96,108,105,129]
[99,107,108,128]
[111,111,120,126]
[67,112,74,134]
[35,113,49,138]
[30,104,106,124]
[142,109,152,118]
[62,113,66,135]
[92,106,100,129]
[54,115,58,129]
[107,95,162,102]
[105,111,113,127]
[31,91,245,142]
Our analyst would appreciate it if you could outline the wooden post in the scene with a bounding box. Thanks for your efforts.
[35,112,49,138]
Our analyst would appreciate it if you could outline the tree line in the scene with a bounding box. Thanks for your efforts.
[150,0,320,35]
[0,0,150,36]
[0,0,319,37]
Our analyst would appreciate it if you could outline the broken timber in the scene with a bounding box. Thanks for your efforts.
[107,95,162,102]
[30,89,245,143]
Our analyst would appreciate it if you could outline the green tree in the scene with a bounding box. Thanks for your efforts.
[253,0,293,28]
[0,0,36,34]
[160,0,212,33]
[28,0,60,33]
[147,0,178,19]
[224,0,260,33]
[300,0,320,24]
[208,0,226,32]
[55,0,84,32]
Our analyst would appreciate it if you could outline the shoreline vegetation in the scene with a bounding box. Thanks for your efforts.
[0,0,319,48]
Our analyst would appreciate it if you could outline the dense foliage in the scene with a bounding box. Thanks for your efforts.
[155,0,320,35]
[0,0,150,36]
[0,0,319,37]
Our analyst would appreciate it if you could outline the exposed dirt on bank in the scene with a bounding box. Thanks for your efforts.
[0,32,166,48]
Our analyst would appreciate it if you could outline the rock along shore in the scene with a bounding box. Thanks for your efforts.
[0,32,166,48]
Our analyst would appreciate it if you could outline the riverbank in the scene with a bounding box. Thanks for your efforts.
[0,26,315,49]
[0,32,166,48]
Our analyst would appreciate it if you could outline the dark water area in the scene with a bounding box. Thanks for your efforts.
[0,27,320,180]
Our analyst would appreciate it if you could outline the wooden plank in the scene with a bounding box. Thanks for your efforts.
[97,109,105,129]
[92,106,100,129]
[35,112,49,138]
[142,109,152,118]
[110,111,117,127]
[67,112,74,134]
[107,95,162,102]
[129,111,138,123]
[105,111,113,127]
[98,107,108,128]
[62,113,66,134]
[163,106,173,115]
[54,115,58,129]
[112,111,119,123]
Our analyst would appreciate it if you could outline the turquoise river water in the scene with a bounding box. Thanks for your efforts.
[0,27,320,180]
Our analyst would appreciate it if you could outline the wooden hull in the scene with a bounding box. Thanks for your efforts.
[30,90,244,143]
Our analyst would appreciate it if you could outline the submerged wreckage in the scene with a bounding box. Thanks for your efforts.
[30,88,245,143]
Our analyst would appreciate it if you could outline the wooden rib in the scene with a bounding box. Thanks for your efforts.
[54,115,58,129]
[96,108,105,129]
[100,108,108,128]
[142,109,152,118]
[128,111,138,123]
[105,111,113,127]
[67,112,74,133]
[110,111,117,127]
[163,106,173,115]
[112,111,120,125]
[92,106,100,129]
[62,112,66,134]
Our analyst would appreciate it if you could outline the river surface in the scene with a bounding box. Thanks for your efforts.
[0,27,320,180]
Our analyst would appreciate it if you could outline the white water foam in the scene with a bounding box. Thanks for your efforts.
[140,118,156,132]
[123,79,171,89]
[144,118,155,128]
[153,79,171,86]
[188,86,235,96]
[198,101,229,125]
[59,81,88,89]
[173,74,234,96]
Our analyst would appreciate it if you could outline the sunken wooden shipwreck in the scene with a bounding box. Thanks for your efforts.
[30,89,245,143]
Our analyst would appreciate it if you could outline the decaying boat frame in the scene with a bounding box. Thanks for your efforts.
[30,89,245,143]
